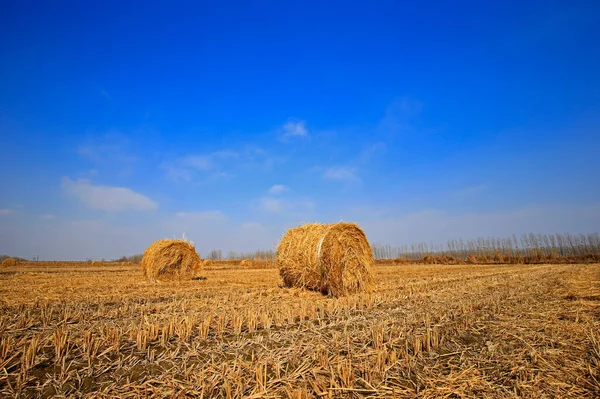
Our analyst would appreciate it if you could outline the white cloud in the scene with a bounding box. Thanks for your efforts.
[268,184,289,194]
[0,209,13,216]
[323,166,362,183]
[183,151,238,171]
[175,211,227,222]
[258,197,284,213]
[41,214,56,220]
[243,146,274,169]
[279,120,308,141]
[61,177,158,212]
[162,163,194,182]
[359,142,387,163]
[256,196,315,215]
[184,156,213,171]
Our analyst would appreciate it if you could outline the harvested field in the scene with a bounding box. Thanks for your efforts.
[0,261,598,398]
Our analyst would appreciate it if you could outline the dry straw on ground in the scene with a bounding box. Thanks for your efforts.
[277,222,375,297]
[141,239,201,282]
[1,262,598,397]
[250,259,276,269]
[1,258,17,267]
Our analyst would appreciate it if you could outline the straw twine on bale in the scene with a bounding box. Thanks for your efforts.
[2,258,17,267]
[277,222,375,297]
[141,239,202,282]
[240,259,252,267]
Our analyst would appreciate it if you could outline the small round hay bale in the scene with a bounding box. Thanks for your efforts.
[2,258,17,267]
[240,259,252,267]
[202,259,213,267]
[277,222,375,297]
[141,239,201,282]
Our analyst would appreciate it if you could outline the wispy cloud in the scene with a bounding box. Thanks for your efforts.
[185,151,238,171]
[0,208,13,216]
[163,147,274,183]
[389,97,423,117]
[162,151,237,182]
[323,166,362,184]
[183,156,213,171]
[162,163,194,182]
[268,184,289,194]
[279,120,308,142]
[377,97,423,137]
[76,131,139,176]
[61,177,158,212]
[258,197,284,213]
[243,146,274,169]
[256,196,315,215]
[77,132,136,163]
[359,141,387,163]
[100,89,112,101]
[41,214,56,220]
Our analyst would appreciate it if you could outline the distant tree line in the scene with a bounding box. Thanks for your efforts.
[205,249,276,261]
[372,232,600,262]
[116,254,143,263]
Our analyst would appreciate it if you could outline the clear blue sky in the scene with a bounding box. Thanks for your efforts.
[1,1,599,260]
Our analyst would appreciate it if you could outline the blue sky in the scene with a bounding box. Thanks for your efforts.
[1,1,599,260]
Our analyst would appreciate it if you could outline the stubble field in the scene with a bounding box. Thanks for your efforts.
[0,261,599,398]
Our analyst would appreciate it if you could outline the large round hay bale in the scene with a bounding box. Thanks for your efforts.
[240,259,252,267]
[277,222,375,297]
[202,259,213,267]
[141,239,201,282]
[2,258,17,267]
